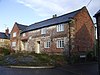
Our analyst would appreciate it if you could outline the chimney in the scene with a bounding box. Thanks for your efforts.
[53,14,57,18]
[5,28,9,36]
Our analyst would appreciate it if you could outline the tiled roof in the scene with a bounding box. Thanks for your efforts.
[21,7,85,33]
[15,22,28,31]
[0,32,10,39]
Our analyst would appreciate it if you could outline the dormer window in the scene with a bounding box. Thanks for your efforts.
[13,32,16,37]
[57,24,64,32]
[41,28,46,34]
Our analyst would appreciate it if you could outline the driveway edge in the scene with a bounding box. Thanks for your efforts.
[10,66,55,69]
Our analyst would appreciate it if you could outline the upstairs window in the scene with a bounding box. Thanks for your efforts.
[57,40,64,48]
[41,28,46,34]
[44,41,50,48]
[57,24,64,32]
[0,39,4,42]
[13,32,16,37]
[22,33,26,37]
[29,36,32,40]
[12,42,16,47]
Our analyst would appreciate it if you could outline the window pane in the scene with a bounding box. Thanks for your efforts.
[57,40,64,48]
[23,33,26,37]
[12,42,16,47]
[60,40,62,47]
[61,24,64,31]
[13,32,16,37]
[57,24,64,32]
[62,40,64,47]
[41,28,46,34]
[44,41,50,48]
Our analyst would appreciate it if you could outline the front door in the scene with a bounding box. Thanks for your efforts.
[25,42,28,51]
[36,41,40,53]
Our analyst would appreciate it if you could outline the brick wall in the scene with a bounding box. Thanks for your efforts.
[73,7,95,52]
[10,23,21,51]
[21,24,69,54]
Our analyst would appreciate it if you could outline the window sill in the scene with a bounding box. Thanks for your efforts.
[57,31,64,32]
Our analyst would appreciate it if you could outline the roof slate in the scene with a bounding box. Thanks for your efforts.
[15,22,28,31]
[18,7,86,33]
[22,8,81,33]
[0,32,10,39]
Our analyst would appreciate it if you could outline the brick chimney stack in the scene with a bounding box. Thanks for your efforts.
[5,28,9,36]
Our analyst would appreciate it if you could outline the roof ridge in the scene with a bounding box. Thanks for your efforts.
[0,32,5,34]
[15,22,28,27]
[30,7,82,26]
[22,6,86,33]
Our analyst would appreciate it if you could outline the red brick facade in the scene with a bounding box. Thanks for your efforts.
[10,23,21,51]
[73,7,95,52]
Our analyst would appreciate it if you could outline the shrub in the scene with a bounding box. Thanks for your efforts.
[86,51,95,61]
[2,48,10,55]
[67,52,80,64]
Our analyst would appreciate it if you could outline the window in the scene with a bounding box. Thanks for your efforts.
[44,41,50,48]
[12,42,16,47]
[13,32,16,37]
[57,24,64,32]
[0,39,4,42]
[29,36,32,39]
[41,28,46,34]
[57,40,64,48]
[23,33,26,37]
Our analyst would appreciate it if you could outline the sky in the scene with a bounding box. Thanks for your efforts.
[0,0,100,33]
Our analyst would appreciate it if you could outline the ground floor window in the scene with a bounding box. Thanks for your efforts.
[57,40,64,48]
[12,42,16,47]
[44,41,50,48]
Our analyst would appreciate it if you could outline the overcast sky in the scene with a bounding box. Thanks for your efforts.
[0,0,100,32]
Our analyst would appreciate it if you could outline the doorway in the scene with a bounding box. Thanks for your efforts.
[36,41,40,53]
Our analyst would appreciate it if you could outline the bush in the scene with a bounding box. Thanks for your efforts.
[67,53,80,64]
[86,51,95,61]
[2,48,10,55]
[0,52,67,66]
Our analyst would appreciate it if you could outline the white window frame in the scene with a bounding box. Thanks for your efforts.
[22,33,26,37]
[44,41,50,48]
[57,24,64,32]
[13,32,16,37]
[12,42,16,47]
[57,40,64,48]
[29,36,32,40]
[41,28,46,34]
[0,39,4,42]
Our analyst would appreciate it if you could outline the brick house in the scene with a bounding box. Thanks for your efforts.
[0,28,10,48]
[10,22,28,51]
[10,6,95,54]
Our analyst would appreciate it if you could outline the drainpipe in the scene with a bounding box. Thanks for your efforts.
[95,17,100,75]
[68,21,71,59]
[94,12,100,74]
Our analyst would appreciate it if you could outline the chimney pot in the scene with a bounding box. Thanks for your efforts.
[5,28,9,36]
